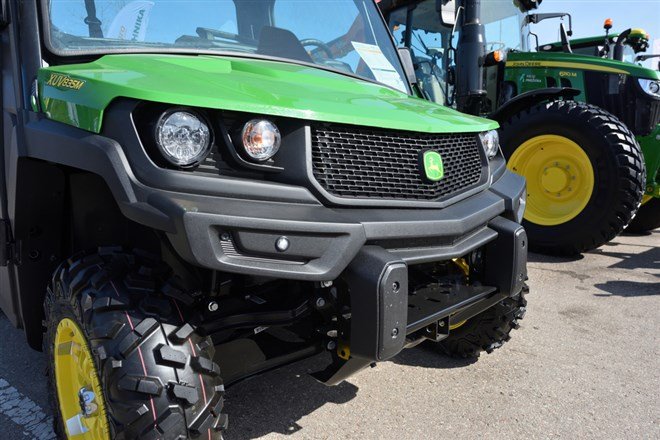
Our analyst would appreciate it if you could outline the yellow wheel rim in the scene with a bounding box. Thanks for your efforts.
[54,318,110,439]
[508,135,595,226]
[642,195,653,205]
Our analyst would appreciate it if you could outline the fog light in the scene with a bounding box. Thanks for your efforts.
[241,119,281,161]
[156,110,211,167]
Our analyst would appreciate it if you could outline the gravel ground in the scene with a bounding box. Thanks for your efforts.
[1,231,658,439]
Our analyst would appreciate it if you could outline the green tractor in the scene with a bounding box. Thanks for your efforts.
[534,18,660,233]
[380,0,659,254]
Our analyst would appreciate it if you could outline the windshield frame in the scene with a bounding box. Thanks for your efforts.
[38,0,412,94]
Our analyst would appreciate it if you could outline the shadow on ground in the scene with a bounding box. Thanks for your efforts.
[590,244,659,272]
[223,353,358,440]
[222,342,470,439]
[594,280,660,297]
[391,342,476,369]
[527,252,584,264]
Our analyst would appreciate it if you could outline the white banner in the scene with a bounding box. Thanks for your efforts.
[107,1,155,42]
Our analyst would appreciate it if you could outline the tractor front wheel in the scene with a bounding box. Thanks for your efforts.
[627,196,660,233]
[500,101,645,255]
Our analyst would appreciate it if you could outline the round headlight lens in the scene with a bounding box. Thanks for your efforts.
[479,130,500,159]
[156,111,211,167]
[638,78,660,98]
[241,119,281,161]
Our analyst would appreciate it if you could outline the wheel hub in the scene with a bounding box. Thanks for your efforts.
[54,318,110,439]
[508,135,595,226]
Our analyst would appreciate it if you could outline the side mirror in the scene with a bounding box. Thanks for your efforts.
[397,47,417,85]
[0,0,9,30]
[436,0,457,27]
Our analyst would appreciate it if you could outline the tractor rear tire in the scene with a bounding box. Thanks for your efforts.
[500,101,645,255]
[44,248,227,440]
[627,197,660,233]
[438,285,528,359]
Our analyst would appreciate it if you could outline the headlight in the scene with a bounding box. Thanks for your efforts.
[156,110,211,167]
[479,130,500,159]
[638,78,660,98]
[241,119,281,161]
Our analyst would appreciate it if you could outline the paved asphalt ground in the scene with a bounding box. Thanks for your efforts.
[1,231,658,439]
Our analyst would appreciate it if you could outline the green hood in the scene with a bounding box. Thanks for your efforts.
[39,54,496,134]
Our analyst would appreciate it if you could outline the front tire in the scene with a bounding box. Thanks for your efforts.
[500,101,645,255]
[627,197,660,233]
[44,249,227,439]
[438,285,528,359]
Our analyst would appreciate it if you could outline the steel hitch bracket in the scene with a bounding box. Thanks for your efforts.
[312,246,408,386]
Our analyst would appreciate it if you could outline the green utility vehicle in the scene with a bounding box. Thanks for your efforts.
[381,0,658,254]
[0,1,529,439]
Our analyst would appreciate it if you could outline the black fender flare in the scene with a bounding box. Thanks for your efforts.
[490,87,581,124]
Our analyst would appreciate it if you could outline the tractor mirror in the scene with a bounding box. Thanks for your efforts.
[397,47,418,85]
[436,0,457,27]
[0,0,9,30]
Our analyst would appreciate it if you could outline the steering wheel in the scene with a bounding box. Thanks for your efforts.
[300,39,334,60]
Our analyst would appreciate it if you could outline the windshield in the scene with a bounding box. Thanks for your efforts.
[43,0,409,93]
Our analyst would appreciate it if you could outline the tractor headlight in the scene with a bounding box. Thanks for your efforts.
[156,110,211,167]
[479,130,500,159]
[241,119,281,161]
[638,78,660,98]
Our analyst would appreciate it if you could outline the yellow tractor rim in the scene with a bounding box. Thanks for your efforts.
[508,135,595,226]
[54,318,110,439]
[641,195,653,205]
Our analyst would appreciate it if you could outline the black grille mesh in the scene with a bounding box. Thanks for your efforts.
[311,124,484,201]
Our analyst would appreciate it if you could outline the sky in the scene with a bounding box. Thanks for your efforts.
[528,0,660,68]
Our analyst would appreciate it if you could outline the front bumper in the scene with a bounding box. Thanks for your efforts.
[154,167,525,281]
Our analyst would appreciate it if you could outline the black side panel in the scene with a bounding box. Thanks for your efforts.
[13,159,65,348]
[343,246,408,361]
[484,217,527,296]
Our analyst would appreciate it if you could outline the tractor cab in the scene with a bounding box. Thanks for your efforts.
[536,17,651,66]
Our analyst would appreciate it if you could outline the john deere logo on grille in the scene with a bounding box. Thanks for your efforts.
[421,150,444,182]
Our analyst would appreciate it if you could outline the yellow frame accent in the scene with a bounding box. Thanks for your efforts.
[505,60,629,75]
[508,135,595,226]
[54,318,110,440]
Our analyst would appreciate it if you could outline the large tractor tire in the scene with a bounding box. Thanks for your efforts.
[44,248,227,440]
[438,285,528,359]
[500,101,645,256]
[627,197,660,233]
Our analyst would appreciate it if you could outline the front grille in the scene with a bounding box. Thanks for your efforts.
[311,124,484,201]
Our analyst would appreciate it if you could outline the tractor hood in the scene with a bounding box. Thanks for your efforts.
[38,54,497,134]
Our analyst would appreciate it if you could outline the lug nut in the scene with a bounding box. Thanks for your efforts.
[439,321,445,327]
[327,340,337,350]
[391,327,399,338]
[208,301,219,312]
[392,281,400,293]
[220,232,231,242]
[316,297,326,308]
[321,280,333,288]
